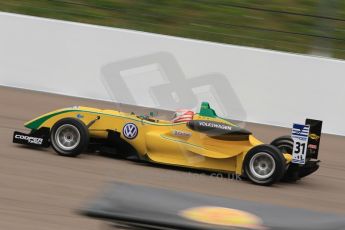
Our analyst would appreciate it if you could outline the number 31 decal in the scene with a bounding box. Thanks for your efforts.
[291,124,310,165]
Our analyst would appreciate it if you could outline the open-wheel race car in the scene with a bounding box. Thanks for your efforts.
[13,102,322,185]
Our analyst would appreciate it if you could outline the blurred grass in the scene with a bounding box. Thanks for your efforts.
[1,0,345,59]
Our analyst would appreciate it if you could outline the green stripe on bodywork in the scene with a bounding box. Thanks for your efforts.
[25,110,72,129]
[25,109,186,130]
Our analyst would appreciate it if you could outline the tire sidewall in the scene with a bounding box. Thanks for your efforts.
[50,118,89,157]
[271,136,300,182]
[271,135,293,154]
[244,144,286,185]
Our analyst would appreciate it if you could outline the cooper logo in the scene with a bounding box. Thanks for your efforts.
[15,135,43,145]
[173,130,191,137]
[199,121,232,131]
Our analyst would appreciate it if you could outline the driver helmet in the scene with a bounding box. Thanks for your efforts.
[172,109,194,123]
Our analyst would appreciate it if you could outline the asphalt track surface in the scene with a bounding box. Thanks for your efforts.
[0,86,344,230]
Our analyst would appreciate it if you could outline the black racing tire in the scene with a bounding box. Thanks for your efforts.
[243,144,286,186]
[271,135,293,154]
[270,136,299,182]
[50,118,89,157]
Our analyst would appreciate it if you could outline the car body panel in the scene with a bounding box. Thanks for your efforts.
[14,102,322,184]
[24,105,270,174]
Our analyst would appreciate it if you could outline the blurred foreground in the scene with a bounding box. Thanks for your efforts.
[82,182,345,230]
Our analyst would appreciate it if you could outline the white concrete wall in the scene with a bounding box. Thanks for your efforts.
[0,12,344,135]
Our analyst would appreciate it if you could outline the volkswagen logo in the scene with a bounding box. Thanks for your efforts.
[123,123,138,139]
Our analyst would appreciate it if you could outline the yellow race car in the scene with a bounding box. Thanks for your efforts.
[13,102,321,185]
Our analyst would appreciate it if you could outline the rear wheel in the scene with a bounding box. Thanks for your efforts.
[50,118,89,157]
[243,144,286,186]
[271,136,299,182]
[271,135,293,155]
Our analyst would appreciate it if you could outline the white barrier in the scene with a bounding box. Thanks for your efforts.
[0,12,344,135]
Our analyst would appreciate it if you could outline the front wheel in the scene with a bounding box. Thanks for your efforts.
[243,144,286,186]
[50,118,89,157]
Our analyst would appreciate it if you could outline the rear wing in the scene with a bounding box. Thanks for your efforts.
[291,119,322,164]
[305,119,323,159]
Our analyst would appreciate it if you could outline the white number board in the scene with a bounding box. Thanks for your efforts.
[291,123,310,165]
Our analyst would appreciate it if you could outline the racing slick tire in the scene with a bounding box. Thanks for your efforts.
[271,135,293,155]
[271,136,299,182]
[50,118,89,157]
[243,144,286,186]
